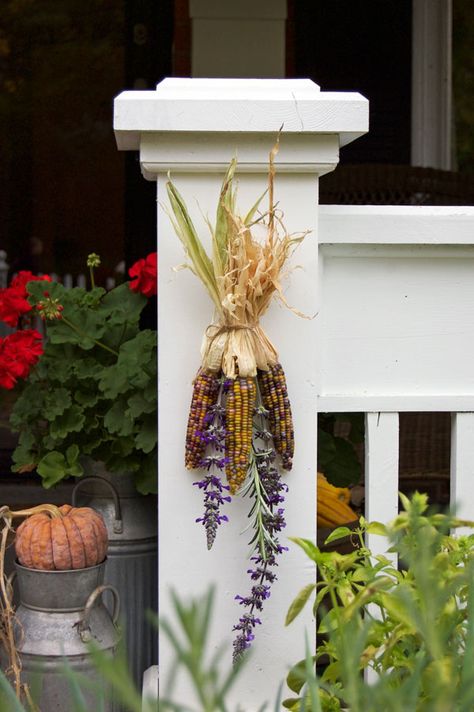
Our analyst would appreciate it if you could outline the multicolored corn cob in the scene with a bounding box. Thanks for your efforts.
[258,363,294,470]
[225,376,257,494]
[185,369,220,469]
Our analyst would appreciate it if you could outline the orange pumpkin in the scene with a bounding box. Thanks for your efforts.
[15,504,108,571]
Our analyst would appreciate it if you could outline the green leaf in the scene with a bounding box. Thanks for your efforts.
[286,659,308,694]
[104,402,134,437]
[37,452,69,487]
[379,589,419,631]
[9,382,45,429]
[99,331,156,399]
[317,428,337,469]
[366,521,388,537]
[323,436,361,487]
[44,387,72,419]
[318,607,340,634]
[126,392,156,418]
[324,526,354,545]
[74,390,99,408]
[50,405,85,440]
[73,358,105,380]
[286,583,316,626]
[290,537,322,563]
[66,444,82,474]
[37,447,84,487]
[100,282,146,327]
[135,415,157,454]
[110,437,136,458]
[11,430,38,472]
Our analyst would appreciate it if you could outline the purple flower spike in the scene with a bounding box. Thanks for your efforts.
[232,613,262,665]
[193,387,230,549]
[232,443,288,665]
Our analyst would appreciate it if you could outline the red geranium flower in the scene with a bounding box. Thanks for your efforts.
[0,329,43,389]
[0,288,32,327]
[0,272,52,328]
[128,252,157,298]
[10,271,52,293]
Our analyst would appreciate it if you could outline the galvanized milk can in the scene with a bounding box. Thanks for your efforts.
[13,560,120,712]
[72,463,158,687]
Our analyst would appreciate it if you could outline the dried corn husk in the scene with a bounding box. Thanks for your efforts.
[166,139,308,377]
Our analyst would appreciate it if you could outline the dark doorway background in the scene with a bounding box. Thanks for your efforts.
[291,0,412,166]
[0,0,173,282]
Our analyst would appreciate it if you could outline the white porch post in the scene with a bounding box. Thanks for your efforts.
[114,78,368,708]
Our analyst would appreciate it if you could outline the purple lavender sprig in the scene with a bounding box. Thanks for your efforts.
[193,399,231,549]
[232,444,288,665]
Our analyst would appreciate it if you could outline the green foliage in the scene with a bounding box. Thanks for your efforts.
[6,516,474,712]
[318,413,363,487]
[285,492,474,711]
[9,278,157,494]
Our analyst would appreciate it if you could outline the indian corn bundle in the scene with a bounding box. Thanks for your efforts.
[167,140,308,495]
[166,139,309,662]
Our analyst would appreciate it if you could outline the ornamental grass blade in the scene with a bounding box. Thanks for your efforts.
[243,188,268,227]
[214,158,237,277]
[166,180,220,307]
[0,672,27,712]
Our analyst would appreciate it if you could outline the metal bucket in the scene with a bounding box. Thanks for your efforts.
[13,561,120,711]
[72,464,158,688]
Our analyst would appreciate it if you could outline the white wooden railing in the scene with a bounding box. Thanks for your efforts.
[318,205,474,555]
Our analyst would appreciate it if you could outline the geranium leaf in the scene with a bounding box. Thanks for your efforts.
[49,405,85,440]
[37,452,69,487]
[104,402,134,436]
[135,415,157,453]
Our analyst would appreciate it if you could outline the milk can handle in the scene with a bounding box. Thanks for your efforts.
[72,476,123,534]
[78,584,121,643]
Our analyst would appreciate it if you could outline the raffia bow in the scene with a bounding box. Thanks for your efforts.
[201,321,278,378]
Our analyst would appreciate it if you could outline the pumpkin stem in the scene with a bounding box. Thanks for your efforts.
[1,504,63,520]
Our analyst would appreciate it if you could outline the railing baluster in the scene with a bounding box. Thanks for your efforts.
[450,412,474,535]
[365,412,399,560]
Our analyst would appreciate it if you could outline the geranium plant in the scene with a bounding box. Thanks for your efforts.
[0,253,157,494]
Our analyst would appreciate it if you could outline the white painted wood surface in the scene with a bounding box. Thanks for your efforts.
[450,413,474,535]
[318,206,474,413]
[365,413,399,560]
[114,78,368,710]
[114,78,369,151]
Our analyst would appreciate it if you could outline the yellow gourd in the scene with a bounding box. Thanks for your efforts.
[317,472,358,528]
